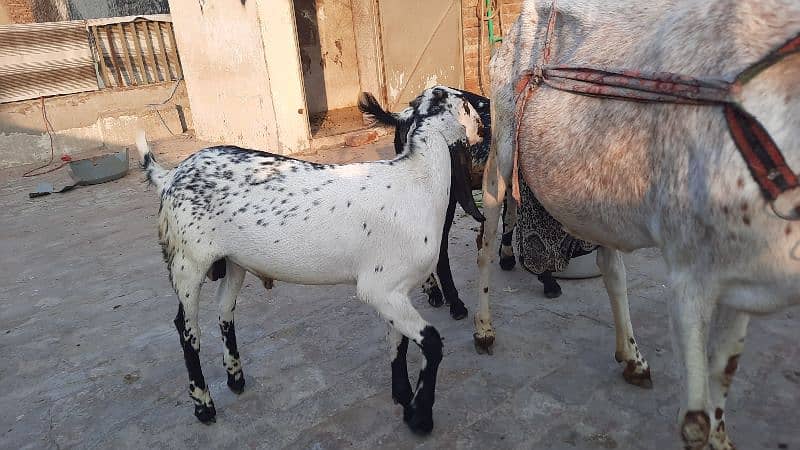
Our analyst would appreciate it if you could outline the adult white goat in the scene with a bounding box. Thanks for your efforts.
[476,0,800,448]
[135,86,484,434]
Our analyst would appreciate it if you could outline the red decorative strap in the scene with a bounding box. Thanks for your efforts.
[724,104,799,201]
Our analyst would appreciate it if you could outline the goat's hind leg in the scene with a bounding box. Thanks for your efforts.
[217,259,247,394]
[171,263,217,423]
[596,247,652,388]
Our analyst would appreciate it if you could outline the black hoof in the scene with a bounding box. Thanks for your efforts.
[449,300,468,320]
[543,281,562,299]
[544,283,561,298]
[403,404,434,435]
[392,387,413,408]
[227,372,245,394]
[426,286,444,308]
[499,255,516,271]
[194,402,217,424]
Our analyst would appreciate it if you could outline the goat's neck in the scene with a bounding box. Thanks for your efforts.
[401,116,465,181]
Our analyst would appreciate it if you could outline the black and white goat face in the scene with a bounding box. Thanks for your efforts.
[410,86,485,146]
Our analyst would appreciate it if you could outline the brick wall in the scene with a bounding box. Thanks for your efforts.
[462,0,523,94]
[3,0,35,23]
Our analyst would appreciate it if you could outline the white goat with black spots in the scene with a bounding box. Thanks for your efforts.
[361,89,561,309]
[135,86,484,434]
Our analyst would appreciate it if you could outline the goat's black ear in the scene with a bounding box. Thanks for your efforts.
[449,143,485,223]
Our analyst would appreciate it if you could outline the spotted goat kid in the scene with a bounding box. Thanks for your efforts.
[135,86,484,434]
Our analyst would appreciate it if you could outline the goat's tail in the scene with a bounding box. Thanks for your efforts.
[358,92,406,126]
[134,130,168,191]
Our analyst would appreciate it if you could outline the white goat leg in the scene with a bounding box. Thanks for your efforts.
[171,264,217,423]
[596,247,652,388]
[217,259,246,394]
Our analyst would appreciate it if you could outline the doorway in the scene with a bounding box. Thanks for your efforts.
[293,0,364,138]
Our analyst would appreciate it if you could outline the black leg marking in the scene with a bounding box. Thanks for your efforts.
[391,336,413,407]
[174,303,216,423]
[220,320,245,394]
[404,326,443,435]
[436,199,468,320]
[422,276,445,308]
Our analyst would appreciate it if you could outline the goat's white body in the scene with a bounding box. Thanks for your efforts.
[477,0,800,448]
[157,149,447,288]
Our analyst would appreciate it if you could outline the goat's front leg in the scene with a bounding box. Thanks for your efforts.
[498,198,518,271]
[670,276,715,450]
[596,247,652,388]
[368,290,443,435]
[707,306,749,450]
[217,260,246,394]
[172,266,216,423]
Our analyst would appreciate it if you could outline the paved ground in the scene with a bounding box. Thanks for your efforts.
[1,135,799,450]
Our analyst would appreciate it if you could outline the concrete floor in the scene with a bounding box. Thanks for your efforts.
[1,135,799,450]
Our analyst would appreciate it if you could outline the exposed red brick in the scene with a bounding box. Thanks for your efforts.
[462,0,523,92]
[345,130,380,147]
[4,0,35,23]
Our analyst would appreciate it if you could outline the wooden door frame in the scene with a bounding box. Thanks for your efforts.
[352,0,386,105]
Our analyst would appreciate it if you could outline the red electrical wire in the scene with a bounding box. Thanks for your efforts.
[22,97,70,178]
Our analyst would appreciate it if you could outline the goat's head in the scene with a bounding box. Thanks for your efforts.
[410,86,485,147]
[409,86,486,222]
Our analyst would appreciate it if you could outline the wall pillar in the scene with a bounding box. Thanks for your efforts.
[168,0,309,154]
